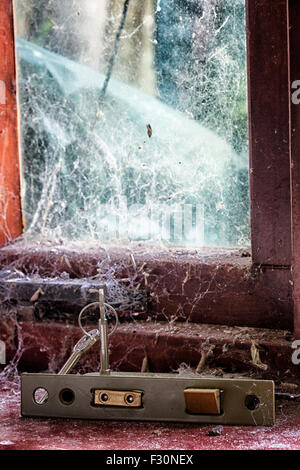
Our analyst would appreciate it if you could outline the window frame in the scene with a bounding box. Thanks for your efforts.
[0,0,298,335]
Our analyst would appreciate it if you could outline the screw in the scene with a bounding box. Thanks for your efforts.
[126,394,134,404]
[101,393,109,402]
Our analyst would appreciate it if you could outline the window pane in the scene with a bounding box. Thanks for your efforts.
[14,0,249,247]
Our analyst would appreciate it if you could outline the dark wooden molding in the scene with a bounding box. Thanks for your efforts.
[246,0,291,266]
[1,317,297,382]
[288,0,300,338]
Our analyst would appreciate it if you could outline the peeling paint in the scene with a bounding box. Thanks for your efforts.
[0,80,5,105]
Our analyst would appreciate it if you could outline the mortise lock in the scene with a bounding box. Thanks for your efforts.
[93,389,142,408]
[21,290,275,426]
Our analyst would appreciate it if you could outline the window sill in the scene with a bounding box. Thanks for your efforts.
[0,240,292,330]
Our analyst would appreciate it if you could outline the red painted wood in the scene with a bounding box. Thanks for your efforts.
[0,382,299,449]
[0,0,22,246]
[288,0,300,339]
[246,0,291,266]
[10,320,298,380]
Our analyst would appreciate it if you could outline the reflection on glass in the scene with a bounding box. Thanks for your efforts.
[14,0,249,247]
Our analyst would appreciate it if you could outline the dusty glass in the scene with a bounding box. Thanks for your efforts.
[14,0,249,247]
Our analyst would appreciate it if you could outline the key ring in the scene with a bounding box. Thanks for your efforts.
[78,301,119,337]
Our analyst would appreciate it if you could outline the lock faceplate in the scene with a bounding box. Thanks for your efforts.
[21,372,275,426]
[93,389,142,407]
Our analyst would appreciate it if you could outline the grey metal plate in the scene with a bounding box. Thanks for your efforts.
[0,277,147,312]
[21,372,275,426]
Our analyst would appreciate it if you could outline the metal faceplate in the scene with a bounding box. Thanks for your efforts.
[21,372,275,426]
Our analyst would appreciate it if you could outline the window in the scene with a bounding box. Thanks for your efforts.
[14,0,249,247]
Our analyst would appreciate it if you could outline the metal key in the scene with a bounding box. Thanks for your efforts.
[58,329,100,375]
[36,329,100,404]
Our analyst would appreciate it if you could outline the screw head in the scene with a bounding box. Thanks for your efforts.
[126,394,134,404]
[101,393,109,402]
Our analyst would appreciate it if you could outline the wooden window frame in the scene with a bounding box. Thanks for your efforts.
[0,0,299,336]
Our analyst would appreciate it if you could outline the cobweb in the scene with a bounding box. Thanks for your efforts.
[13,0,250,249]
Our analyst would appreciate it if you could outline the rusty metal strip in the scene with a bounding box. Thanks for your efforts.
[0,277,147,315]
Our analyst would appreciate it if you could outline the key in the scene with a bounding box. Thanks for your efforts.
[36,329,100,404]
[58,328,100,375]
